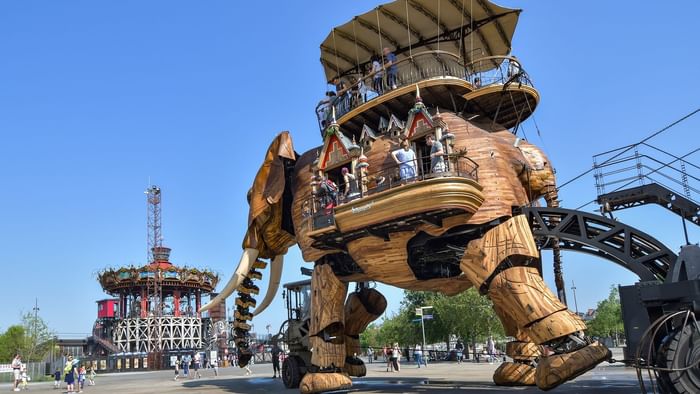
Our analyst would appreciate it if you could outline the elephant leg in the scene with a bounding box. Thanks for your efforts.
[492,302,538,386]
[300,264,352,394]
[460,215,610,391]
[343,286,387,377]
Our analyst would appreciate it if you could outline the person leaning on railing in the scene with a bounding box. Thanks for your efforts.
[391,139,417,181]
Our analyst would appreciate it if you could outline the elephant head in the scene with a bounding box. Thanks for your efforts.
[200,131,297,315]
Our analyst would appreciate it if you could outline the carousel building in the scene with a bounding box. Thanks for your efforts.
[94,186,220,367]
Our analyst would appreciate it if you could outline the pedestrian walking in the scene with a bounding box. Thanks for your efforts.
[366,347,374,364]
[53,368,62,389]
[211,357,219,377]
[64,356,77,393]
[19,366,29,391]
[414,344,427,368]
[182,354,190,378]
[173,357,180,381]
[271,343,282,378]
[11,353,22,392]
[193,352,202,379]
[455,339,464,364]
[393,343,402,372]
[88,366,96,386]
[78,365,86,391]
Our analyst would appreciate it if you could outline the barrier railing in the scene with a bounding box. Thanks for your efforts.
[316,51,533,130]
[306,154,479,231]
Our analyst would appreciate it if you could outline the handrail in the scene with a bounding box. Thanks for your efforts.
[315,51,534,131]
[306,154,479,231]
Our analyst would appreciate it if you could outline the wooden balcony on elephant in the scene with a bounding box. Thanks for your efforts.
[306,153,484,251]
[316,0,538,137]
[318,53,539,137]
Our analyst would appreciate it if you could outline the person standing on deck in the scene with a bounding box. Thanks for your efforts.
[392,139,417,181]
[341,167,359,201]
[425,134,445,173]
[371,55,384,95]
[383,47,398,89]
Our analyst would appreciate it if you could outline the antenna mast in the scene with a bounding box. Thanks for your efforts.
[145,185,164,366]
[146,185,163,263]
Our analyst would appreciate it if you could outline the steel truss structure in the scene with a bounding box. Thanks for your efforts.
[113,316,202,353]
[520,206,676,282]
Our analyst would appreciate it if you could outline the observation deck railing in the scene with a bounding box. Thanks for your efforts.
[306,154,479,231]
[316,51,533,130]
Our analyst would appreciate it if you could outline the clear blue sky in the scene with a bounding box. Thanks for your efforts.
[1,1,699,338]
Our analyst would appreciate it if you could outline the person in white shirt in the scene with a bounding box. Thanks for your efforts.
[11,354,22,392]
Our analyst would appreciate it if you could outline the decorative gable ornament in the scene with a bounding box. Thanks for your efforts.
[319,127,355,170]
[359,124,378,151]
[404,88,435,140]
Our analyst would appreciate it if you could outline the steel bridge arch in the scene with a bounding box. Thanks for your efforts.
[520,207,676,282]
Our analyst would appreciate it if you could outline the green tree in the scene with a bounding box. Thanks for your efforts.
[0,325,27,361]
[21,311,55,362]
[360,323,380,349]
[433,288,504,354]
[587,286,624,341]
[361,288,505,356]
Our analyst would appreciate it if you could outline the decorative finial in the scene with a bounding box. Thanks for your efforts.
[415,84,422,103]
[332,106,337,124]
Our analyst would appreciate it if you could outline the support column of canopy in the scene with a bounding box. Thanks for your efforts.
[173,290,181,317]
[140,287,148,318]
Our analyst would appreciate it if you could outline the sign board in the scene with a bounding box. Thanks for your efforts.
[423,314,433,320]
[415,308,423,316]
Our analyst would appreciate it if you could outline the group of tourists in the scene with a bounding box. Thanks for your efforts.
[54,355,95,393]
[317,47,398,125]
[173,352,221,380]
[314,132,446,214]
[9,353,95,392]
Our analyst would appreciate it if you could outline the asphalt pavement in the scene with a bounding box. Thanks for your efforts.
[6,356,646,394]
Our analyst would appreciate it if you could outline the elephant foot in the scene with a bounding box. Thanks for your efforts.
[300,372,352,394]
[535,341,611,390]
[343,357,366,377]
[493,361,536,386]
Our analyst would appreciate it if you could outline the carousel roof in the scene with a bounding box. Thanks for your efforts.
[320,0,520,81]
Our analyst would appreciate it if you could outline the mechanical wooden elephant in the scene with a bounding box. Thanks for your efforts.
[202,108,609,393]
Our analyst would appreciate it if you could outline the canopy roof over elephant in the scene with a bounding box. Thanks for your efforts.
[319,0,521,82]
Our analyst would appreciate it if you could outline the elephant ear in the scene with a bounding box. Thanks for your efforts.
[244,131,296,257]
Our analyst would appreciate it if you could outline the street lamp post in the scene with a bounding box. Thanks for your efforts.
[571,281,579,315]
[416,306,433,353]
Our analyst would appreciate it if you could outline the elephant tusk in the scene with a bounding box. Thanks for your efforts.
[200,248,259,313]
[252,254,284,316]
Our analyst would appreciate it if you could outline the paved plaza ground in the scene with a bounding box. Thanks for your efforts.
[6,354,647,394]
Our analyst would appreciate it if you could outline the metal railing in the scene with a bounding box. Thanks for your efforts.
[593,143,700,203]
[315,51,534,130]
[465,55,533,90]
[307,154,479,231]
